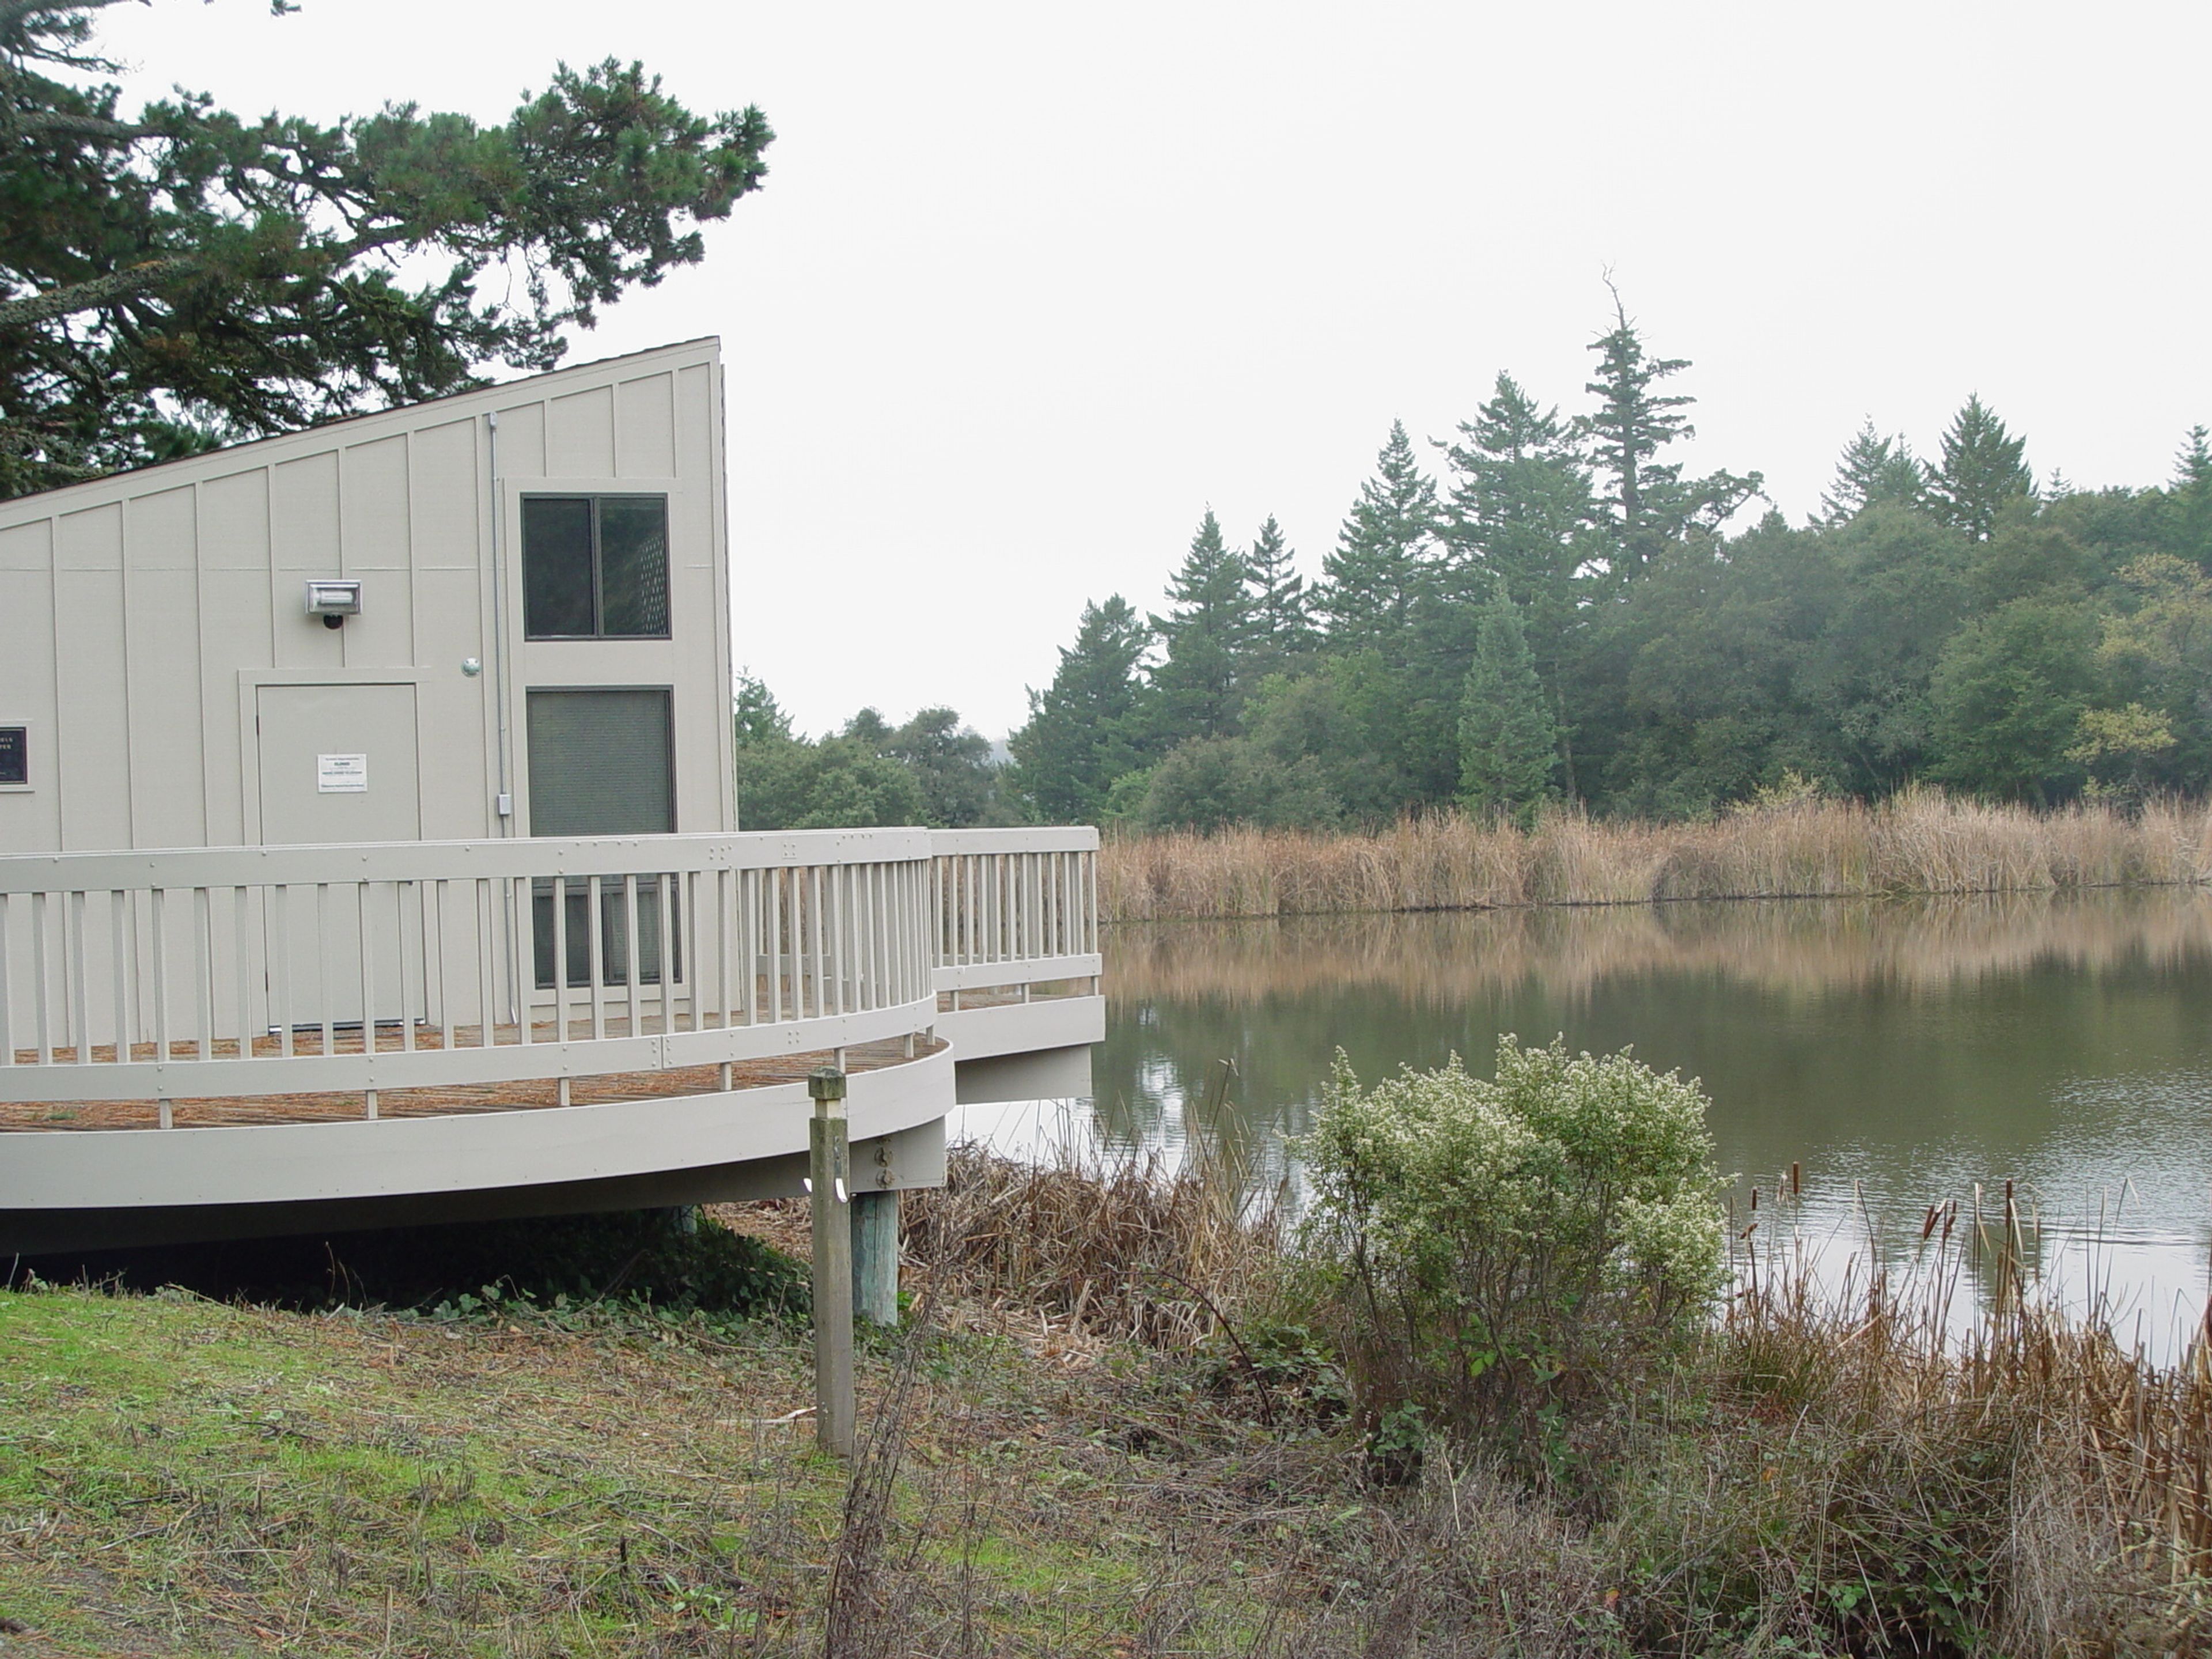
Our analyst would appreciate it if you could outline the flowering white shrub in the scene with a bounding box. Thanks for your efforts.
[1302,1037,1725,1453]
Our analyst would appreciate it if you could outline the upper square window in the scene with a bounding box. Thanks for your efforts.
[521,494,670,639]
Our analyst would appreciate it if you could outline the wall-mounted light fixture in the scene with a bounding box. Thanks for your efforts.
[304,579,362,629]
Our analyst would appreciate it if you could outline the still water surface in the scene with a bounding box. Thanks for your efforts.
[965,888,2212,1349]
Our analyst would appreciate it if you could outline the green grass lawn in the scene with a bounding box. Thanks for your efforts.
[0,1282,1354,1657]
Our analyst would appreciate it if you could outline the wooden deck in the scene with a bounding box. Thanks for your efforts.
[0,1035,938,1132]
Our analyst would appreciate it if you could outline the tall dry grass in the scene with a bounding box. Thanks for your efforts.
[1102,789,2212,921]
[886,1137,2212,1653]
[900,1138,1282,1349]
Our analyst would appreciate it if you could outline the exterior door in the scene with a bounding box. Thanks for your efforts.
[255,683,423,1030]
[255,683,422,846]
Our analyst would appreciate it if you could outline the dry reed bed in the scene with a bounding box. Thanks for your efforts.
[889,1143,2212,1650]
[1712,1233,2212,1652]
[900,1140,1281,1349]
[1103,791,2212,920]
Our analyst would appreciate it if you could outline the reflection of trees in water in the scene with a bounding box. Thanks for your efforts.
[1108,888,2212,1010]
[1090,890,2212,1298]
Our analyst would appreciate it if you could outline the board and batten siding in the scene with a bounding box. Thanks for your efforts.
[0,338,734,858]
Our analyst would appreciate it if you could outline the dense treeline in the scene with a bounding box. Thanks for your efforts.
[731,676,1015,831]
[1009,297,2212,830]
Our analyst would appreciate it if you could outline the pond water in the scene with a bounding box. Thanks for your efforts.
[960,888,2212,1353]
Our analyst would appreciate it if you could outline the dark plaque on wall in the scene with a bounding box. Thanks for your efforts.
[0,726,25,786]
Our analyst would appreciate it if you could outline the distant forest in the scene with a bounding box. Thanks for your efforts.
[740,302,2212,832]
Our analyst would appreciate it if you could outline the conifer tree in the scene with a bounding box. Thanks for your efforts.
[1244,514,1314,654]
[1,3,773,496]
[2170,426,2212,570]
[1318,420,1439,643]
[1927,395,2035,541]
[1457,577,1559,827]
[1009,596,1154,824]
[1437,372,1594,679]
[1149,509,1257,744]
[1820,421,1929,524]
[1581,288,1759,571]
[732,671,794,747]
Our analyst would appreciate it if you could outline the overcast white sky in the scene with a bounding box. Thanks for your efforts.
[98,1,2211,738]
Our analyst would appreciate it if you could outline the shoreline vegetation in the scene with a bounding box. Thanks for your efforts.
[1101,789,2212,922]
[5,1120,2208,1654]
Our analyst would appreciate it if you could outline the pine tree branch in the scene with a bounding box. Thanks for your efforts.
[0,0,137,43]
[2,106,156,141]
[0,255,199,329]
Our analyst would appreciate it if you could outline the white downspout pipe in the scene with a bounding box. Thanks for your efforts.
[487,410,518,1025]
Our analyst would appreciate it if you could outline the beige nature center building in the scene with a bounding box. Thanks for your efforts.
[0,339,1101,1255]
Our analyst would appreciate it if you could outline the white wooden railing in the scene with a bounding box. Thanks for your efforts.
[0,825,1101,1118]
[930,827,1101,998]
[0,830,935,1110]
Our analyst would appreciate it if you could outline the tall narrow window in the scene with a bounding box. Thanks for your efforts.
[526,688,679,989]
[521,494,670,639]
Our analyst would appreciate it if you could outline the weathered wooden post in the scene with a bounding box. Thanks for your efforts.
[808,1065,855,1457]
[851,1188,900,1327]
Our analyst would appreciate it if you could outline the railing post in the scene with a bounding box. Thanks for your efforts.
[808,1064,855,1457]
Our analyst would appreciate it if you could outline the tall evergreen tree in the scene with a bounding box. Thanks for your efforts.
[1243,514,1314,654]
[1149,509,1257,744]
[732,671,793,747]
[1581,289,1760,571]
[1927,395,2035,541]
[1820,421,1928,524]
[1437,372,1594,679]
[1009,596,1154,823]
[2170,425,2212,570]
[1317,420,1438,642]
[1457,578,1559,827]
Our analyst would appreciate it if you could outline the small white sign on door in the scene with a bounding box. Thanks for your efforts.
[317,752,369,793]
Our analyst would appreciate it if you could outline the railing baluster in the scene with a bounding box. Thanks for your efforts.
[194,886,214,1060]
[434,880,456,1054]
[622,874,642,1040]
[109,888,130,1065]
[828,864,846,1017]
[684,868,703,1033]
[550,874,569,1045]
[655,870,676,1037]
[474,878,495,1048]
[587,875,607,1042]
[65,889,88,1063]
[397,882,416,1053]
[808,866,826,1021]
[716,868,734,1031]
[29,891,51,1065]
[767,866,783,1024]
[737,868,755,1027]
[357,882,376,1058]
[150,887,172,1067]
[510,875,531,1048]
[234,885,254,1061]
[273,885,294,1056]
[871,864,882,1010]
[315,883,335,1056]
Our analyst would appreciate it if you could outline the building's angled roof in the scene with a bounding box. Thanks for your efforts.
[0,335,721,522]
